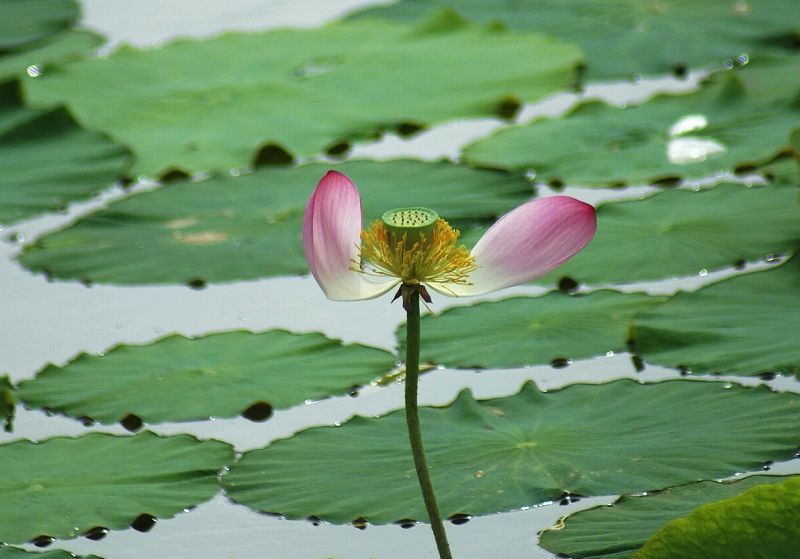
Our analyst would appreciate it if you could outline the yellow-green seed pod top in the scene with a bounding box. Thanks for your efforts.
[381,207,438,250]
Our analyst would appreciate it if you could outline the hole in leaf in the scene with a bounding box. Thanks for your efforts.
[83,526,109,541]
[448,513,472,525]
[326,141,351,158]
[397,122,425,137]
[650,175,682,187]
[131,513,157,532]
[120,413,144,432]
[734,163,758,175]
[547,177,565,190]
[733,258,747,270]
[159,168,191,183]
[496,95,522,121]
[758,371,777,381]
[187,277,207,290]
[672,64,688,79]
[252,143,294,168]
[347,384,361,398]
[241,401,274,422]
[557,276,579,294]
[550,357,572,369]
[352,516,368,530]
[395,518,418,529]
[30,535,54,548]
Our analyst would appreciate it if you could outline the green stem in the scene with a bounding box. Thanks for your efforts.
[404,288,454,559]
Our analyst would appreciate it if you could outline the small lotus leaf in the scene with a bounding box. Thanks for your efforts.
[634,476,800,559]
[539,475,797,559]
[0,431,233,544]
[17,330,395,425]
[348,0,800,80]
[24,10,582,175]
[0,80,130,225]
[463,71,800,186]
[397,290,665,369]
[533,182,800,287]
[633,253,800,377]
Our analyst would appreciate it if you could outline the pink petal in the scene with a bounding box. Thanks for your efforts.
[303,171,397,300]
[444,196,597,297]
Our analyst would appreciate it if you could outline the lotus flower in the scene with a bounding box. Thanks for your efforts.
[303,170,596,305]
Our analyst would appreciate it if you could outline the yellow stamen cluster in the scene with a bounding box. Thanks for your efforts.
[357,218,477,289]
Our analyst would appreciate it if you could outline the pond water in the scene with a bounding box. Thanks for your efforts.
[2,1,799,558]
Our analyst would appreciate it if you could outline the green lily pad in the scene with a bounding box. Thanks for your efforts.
[463,71,800,186]
[0,431,233,544]
[633,254,800,377]
[534,182,800,287]
[223,379,800,525]
[634,476,800,559]
[0,29,104,82]
[0,547,103,559]
[17,330,395,425]
[348,0,800,81]
[0,0,79,50]
[0,80,130,226]
[539,475,797,559]
[16,159,531,285]
[397,290,664,369]
[23,9,582,176]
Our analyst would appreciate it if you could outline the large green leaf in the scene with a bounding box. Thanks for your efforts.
[539,475,797,559]
[16,159,530,285]
[23,9,582,176]
[463,71,800,186]
[223,379,800,525]
[534,182,800,287]
[17,330,395,425]
[0,0,79,50]
[397,290,664,369]
[634,477,800,559]
[348,0,800,80]
[0,547,102,559]
[0,431,233,544]
[0,80,130,226]
[633,254,800,377]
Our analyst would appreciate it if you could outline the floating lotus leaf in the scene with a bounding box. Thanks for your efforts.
[23,9,582,176]
[223,379,800,525]
[635,476,800,559]
[533,182,800,287]
[0,80,130,226]
[348,0,800,80]
[539,475,798,559]
[0,547,103,559]
[17,330,395,425]
[0,431,233,544]
[0,0,79,49]
[0,29,103,82]
[463,71,800,186]
[16,160,530,285]
[633,254,800,377]
[396,290,665,369]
